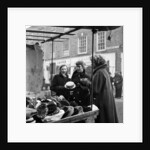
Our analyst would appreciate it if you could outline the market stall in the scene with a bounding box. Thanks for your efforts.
[26,26,120,123]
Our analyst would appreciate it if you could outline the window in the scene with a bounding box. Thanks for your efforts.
[63,39,69,56]
[97,31,106,51]
[78,34,87,54]
[63,39,69,51]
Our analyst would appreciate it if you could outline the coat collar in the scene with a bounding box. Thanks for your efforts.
[73,70,85,76]
[59,73,68,78]
[93,63,107,74]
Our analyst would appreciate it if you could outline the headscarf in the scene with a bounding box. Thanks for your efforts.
[91,55,107,69]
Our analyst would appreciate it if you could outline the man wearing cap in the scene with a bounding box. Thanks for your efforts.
[71,61,91,106]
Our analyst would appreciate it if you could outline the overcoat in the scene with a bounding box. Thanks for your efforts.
[93,64,119,123]
[71,70,91,106]
[50,73,70,97]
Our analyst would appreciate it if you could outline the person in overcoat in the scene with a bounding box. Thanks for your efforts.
[91,55,119,123]
[114,72,123,98]
[50,65,70,98]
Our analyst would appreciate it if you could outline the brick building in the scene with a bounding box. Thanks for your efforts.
[40,26,123,84]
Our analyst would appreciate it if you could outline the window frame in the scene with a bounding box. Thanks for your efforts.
[96,31,106,52]
[63,39,70,57]
[78,34,87,54]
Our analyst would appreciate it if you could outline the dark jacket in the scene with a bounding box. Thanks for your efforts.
[114,74,123,88]
[71,70,91,106]
[50,73,70,97]
[71,70,90,85]
[93,64,119,123]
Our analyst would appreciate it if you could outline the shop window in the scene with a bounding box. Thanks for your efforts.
[97,31,106,51]
[78,33,87,54]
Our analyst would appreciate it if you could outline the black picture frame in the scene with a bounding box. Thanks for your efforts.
[2,2,149,148]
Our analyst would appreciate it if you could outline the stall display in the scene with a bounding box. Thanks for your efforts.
[26,95,99,123]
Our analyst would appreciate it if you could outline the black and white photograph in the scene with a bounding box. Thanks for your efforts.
[26,26,123,123]
[8,8,142,143]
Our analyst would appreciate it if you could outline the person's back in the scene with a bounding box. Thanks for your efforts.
[92,55,119,123]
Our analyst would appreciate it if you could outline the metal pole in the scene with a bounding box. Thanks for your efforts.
[90,29,97,110]
[51,40,54,81]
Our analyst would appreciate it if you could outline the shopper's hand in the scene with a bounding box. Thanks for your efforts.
[59,95,65,100]
[80,78,91,86]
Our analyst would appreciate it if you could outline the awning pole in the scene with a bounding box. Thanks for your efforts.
[90,29,97,110]
[51,40,54,81]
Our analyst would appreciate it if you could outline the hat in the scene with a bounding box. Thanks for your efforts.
[49,96,62,107]
[43,109,65,122]
[62,106,74,118]
[87,104,99,111]
[76,60,85,70]
[35,100,42,109]
[36,103,48,119]
[72,107,79,116]
[41,99,51,103]
[82,106,92,112]
[73,106,84,115]
[59,99,70,107]
[64,81,76,89]
[46,101,58,115]
[70,101,79,107]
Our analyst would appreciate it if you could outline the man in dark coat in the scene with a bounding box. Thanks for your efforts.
[114,72,123,98]
[91,55,119,123]
[71,61,91,106]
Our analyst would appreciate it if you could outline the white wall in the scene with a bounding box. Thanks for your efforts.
[121,53,123,77]
[43,60,50,84]
[26,45,44,92]
[100,53,116,77]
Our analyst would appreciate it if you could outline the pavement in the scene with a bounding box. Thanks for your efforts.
[115,97,123,123]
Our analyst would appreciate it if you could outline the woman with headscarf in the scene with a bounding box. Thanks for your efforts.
[91,55,119,123]
[50,65,70,98]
